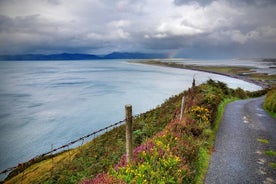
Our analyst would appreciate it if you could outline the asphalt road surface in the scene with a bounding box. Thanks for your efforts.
[205,97,276,184]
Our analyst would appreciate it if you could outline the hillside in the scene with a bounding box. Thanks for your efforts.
[3,80,267,184]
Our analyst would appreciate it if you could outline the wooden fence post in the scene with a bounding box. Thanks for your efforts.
[180,96,185,120]
[192,74,196,88]
[125,104,133,163]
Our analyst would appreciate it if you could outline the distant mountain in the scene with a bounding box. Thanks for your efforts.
[0,52,167,61]
[0,53,100,61]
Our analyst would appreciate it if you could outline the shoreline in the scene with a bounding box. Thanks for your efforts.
[132,60,271,89]
[3,61,270,183]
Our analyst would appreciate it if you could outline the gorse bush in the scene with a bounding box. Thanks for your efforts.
[190,106,210,127]
[111,135,187,183]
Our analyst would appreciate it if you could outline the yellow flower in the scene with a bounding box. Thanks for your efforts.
[156,140,162,147]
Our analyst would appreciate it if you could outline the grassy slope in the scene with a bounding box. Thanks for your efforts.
[83,80,266,184]
[4,81,267,183]
[4,91,184,184]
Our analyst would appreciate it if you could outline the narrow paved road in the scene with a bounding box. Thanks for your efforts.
[205,97,276,184]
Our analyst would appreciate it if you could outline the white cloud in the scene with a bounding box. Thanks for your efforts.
[108,20,130,28]
[145,1,243,38]
[156,22,204,37]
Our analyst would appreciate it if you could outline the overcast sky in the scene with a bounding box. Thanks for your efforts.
[0,0,276,58]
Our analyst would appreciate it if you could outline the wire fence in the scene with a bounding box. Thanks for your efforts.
[0,120,127,175]
[0,110,147,177]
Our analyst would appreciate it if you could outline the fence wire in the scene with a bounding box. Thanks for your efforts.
[0,110,149,176]
[0,119,125,176]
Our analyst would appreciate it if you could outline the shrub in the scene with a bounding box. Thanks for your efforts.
[264,88,276,113]
[109,127,193,184]
[190,105,210,126]
[234,87,247,99]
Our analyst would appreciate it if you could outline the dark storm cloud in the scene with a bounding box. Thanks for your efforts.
[0,0,276,58]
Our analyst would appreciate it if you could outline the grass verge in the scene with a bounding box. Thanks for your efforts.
[264,109,276,120]
[193,97,238,184]
[263,87,276,119]
[264,150,276,157]
[257,138,269,144]
[269,162,276,169]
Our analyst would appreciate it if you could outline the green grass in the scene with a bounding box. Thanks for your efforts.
[257,138,269,144]
[264,150,276,156]
[269,162,276,169]
[263,88,276,115]
[194,147,209,184]
[193,98,238,184]
[265,109,276,119]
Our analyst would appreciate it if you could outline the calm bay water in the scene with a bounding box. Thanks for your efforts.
[0,59,262,174]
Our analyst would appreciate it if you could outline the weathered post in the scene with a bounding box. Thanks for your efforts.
[192,76,196,88]
[125,104,133,163]
[180,96,185,120]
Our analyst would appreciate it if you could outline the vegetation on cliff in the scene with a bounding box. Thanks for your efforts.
[82,80,266,184]
[4,80,266,184]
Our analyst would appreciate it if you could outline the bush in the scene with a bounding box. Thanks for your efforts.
[234,87,247,99]
[264,88,276,113]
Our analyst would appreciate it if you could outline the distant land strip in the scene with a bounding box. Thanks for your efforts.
[134,60,276,89]
[0,52,167,61]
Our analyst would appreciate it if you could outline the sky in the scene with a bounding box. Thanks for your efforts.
[0,0,276,58]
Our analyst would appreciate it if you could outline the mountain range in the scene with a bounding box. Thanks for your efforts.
[0,52,167,61]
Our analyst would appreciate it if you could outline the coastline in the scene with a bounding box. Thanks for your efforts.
[132,60,272,89]
[3,61,270,183]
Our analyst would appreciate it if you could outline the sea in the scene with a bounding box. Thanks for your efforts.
[0,59,266,177]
